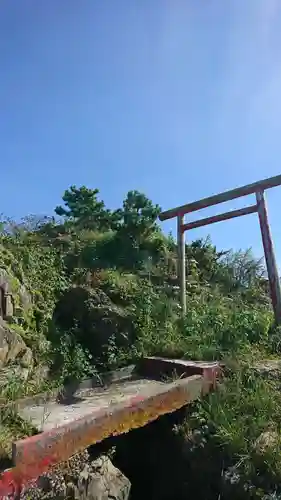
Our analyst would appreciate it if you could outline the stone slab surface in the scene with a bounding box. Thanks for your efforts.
[1,374,203,497]
[13,375,204,473]
[19,378,166,432]
[17,358,221,432]
[0,357,220,498]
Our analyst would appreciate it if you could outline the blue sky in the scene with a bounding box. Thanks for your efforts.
[1,0,281,265]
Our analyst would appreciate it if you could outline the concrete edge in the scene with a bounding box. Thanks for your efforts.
[0,374,205,496]
[136,357,221,391]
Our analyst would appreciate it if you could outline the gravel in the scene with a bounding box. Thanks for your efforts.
[20,449,90,499]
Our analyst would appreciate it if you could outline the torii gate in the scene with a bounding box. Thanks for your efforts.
[159,174,281,324]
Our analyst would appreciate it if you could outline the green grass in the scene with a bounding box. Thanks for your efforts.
[173,358,281,499]
[0,277,280,498]
[0,407,37,462]
[130,284,281,498]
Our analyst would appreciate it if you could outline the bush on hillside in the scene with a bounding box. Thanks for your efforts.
[1,185,279,499]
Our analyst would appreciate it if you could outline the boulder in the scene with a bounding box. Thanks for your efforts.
[253,360,281,380]
[0,364,30,384]
[20,347,33,368]
[254,430,280,454]
[75,455,131,500]
[52,286,134,361]
[20,452,131,500]
[32,364,50,381]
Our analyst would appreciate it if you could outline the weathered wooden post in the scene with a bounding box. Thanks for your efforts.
[177,214,186,314]
[256,190,281,324]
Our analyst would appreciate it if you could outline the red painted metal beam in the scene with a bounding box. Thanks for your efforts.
[180,204,257,232]
[159,174,281,221]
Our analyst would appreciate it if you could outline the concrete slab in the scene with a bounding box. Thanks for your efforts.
[12,375,204,477]
[0,357,220,498]
[17,358,221,432]
[19,378,166,432]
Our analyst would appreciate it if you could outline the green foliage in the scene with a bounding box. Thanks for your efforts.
[181,289,271,359]
[215,248,266,295]
[0,187,271,375]
[1,233,68,332]
[119,190,161,238]
[176,362,281,499]
[185,237,226,283]
[49,273,142,374]
[129,283,272,362]
[0,184,278,497]
[55,185,117,231]
[49,326,98,384]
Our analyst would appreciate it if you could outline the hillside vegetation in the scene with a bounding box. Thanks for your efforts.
[0,185,281,499]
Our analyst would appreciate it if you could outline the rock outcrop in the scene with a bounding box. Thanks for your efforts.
[254,430,280,455]
[0,319,33,381]
[20,451,131,500]
[52,286,134,361]
[254,359,281,380]
[0,262,35,384]
[69,455,131,500]
[0,267,31,322]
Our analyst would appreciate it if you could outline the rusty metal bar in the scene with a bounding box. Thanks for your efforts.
[256,191,281,323]
[177,214,186,314]
[159,174,281,221]
[181,204,258,232]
